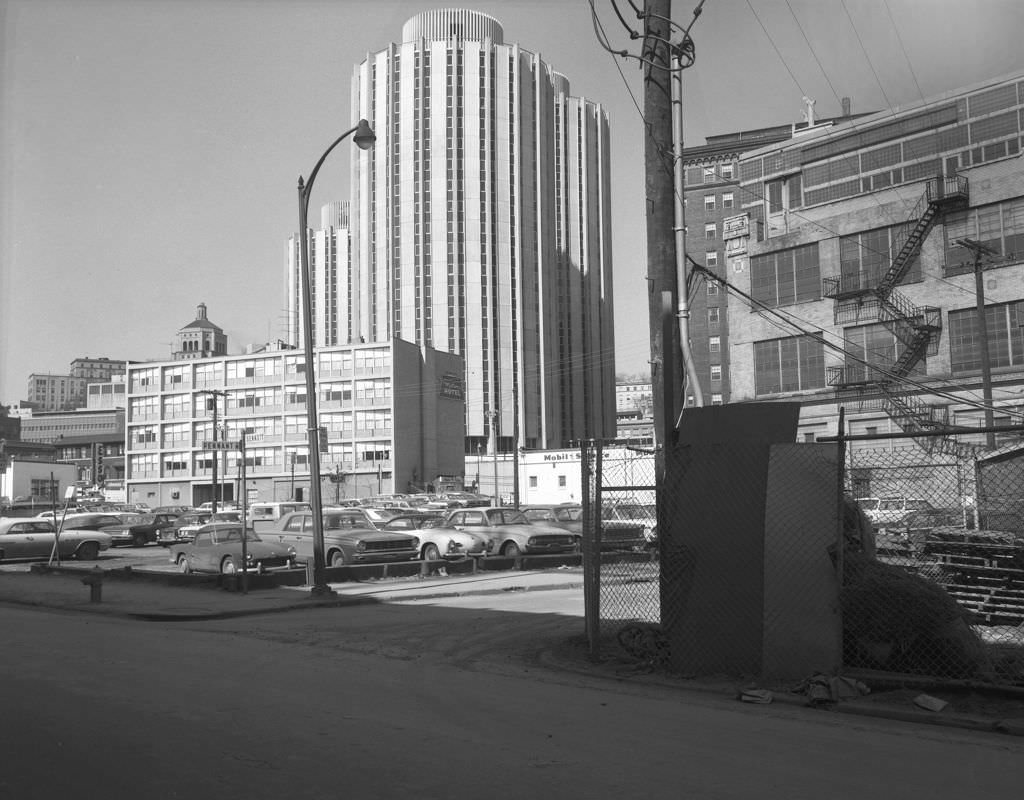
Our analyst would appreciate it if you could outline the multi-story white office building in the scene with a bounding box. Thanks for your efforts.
[293,8,616,454]
[124,339,465,509]
[722,70,1024,452]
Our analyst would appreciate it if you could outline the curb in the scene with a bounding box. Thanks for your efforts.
[534,650,1024,737]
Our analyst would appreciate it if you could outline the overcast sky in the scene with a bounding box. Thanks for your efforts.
[3,0,1023,400]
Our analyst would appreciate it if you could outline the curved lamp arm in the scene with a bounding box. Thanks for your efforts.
[300,119,375,204]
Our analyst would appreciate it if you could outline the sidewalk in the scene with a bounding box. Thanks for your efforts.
[0,562,584,621]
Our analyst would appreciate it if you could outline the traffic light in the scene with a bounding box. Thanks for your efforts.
[97,444,105,458]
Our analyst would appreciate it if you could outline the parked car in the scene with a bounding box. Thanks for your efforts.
[323,506,403,529]
[0,518,112,562]
[867,497,936,528]
[157,511,213,546]
[601,501,657,549]
[56,512,130,532]
[437,492,491,508]
[380,512,489,560]
[98,512,180,547]
[170,523,297,575]
[267,510,420,566]
[441,507,577,557]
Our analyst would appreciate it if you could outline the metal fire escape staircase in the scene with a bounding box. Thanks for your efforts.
[824,175,972,456]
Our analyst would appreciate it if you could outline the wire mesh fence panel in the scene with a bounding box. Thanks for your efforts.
[582,442,660,661]
[842,438,1024,685]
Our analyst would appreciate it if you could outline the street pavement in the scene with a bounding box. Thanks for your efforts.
[2,561,1022,738]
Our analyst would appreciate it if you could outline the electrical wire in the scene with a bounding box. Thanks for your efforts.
[687,257,1024,421]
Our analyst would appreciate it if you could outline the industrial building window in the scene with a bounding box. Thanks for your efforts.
[711,394,723,405]
[710,364,722,382]
[708,307,720,326]
[842,322,926,382]
[722,193,734,209]
[704,195,716,212]
[704,223,716,240]
[944,198,1024,273]
[948,300,1024,373]
[720,164,734,180]
[706,251,718,268]
[707,280,720,295]
[703,167,715,183]
[753,335,825,395]
[709,336,721,353]
[750,243,821,308]
[839,223,922,289]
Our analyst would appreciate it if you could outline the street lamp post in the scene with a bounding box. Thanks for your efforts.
[297,119,375,596]
[198,389,227,513]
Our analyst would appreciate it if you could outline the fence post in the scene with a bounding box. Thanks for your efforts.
[582,439,600,660]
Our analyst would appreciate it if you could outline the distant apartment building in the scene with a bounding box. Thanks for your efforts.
[682,98,864,407]
[722,71,1024,451]
[27,373,87,412]
[285,202,351,348]
[124,339,465,509]
[70,357,127,383]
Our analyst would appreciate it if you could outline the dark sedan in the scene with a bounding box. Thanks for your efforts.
[99,512,180,547]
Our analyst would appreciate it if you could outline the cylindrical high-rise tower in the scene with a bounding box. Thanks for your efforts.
[349,9,615,452]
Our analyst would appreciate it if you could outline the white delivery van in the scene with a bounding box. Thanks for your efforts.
[249,501,312,531]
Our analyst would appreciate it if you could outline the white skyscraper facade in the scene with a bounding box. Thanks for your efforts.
[346,9,616,452]
[286,201,352,349]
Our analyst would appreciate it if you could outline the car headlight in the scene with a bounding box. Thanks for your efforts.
[287,546,296,556]
[410,537,420,549]
[446,539,463,553]
[356,541,367,552]
[245,552,255,562]
[528,537,538,545]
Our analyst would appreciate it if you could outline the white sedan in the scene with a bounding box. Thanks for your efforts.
[0,518,112,562]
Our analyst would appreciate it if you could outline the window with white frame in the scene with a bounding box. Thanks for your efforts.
[704,223,717,240]
[720,163,734,180]
[709,336,721,353]
[704,195,716,212]
[708,307,720,326]
[711,394,723,405]
[707,280,720,295]
[703,166,715,183]
[706,251,718,268]
[722,192,734,209]
[710,364,723,382]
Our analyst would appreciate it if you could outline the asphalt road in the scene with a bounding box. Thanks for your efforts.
[2,598,1022,799]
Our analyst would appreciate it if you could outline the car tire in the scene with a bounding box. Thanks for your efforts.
[221,556,236,574]
[329,550,346,567]
[76,542,100,561]
[132,532,147,547]
[422,543,441,562]
[177,555,191,574]
[502,541,522,557]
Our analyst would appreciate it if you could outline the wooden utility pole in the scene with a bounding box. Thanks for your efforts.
[643,0,681,462]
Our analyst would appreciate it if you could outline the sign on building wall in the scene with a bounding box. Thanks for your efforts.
[439,374,464,401]
[723,213,750,240]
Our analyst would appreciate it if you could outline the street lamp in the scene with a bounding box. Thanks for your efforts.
[297,119,375,596]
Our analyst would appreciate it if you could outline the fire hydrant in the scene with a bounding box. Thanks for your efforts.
[81,567,103,603]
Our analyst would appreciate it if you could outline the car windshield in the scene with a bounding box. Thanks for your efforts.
[117,514,148,525]
[554,507,582,521]
[325,515,370,530]
[214,527,260,542]
[523,510,550,521]
[906,500,931,511]
[857,498,879,511]
[497,510,530,525]
[879,500,903,511]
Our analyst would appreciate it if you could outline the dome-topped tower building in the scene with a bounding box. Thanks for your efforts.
[173,303,227,361]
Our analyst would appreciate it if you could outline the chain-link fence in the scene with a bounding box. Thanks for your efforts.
[841,432,1024,683]
[582,427,1024,687]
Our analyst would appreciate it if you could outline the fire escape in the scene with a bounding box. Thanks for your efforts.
[823,174,974,457]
